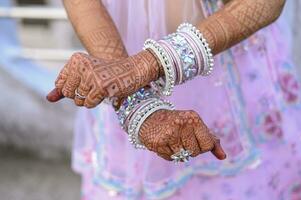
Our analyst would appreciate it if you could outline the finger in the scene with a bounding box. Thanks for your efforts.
[210,134,227,160]
[61,74,81,99]
[181,125,201,157]
[74,81,91,106]
[157,153,172,161]
[83,88,105,109]
[55,65,69,90]
[168,136,184,154]
[194,123,215,154]
[156,145,173,161]
[46,88,64,102]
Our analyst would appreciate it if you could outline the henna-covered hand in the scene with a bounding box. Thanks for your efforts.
[139,110,227,161]
[47,51,161,108]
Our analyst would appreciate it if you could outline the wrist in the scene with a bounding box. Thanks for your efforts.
[134,50,164,81]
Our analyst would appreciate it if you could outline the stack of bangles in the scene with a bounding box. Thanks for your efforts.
[144,23,214,96]
[116,23,214,151]
[117,88,175,149]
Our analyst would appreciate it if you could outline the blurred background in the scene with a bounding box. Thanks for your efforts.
[0,0,300,200]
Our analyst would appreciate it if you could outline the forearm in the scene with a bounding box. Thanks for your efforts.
[132,0,286,83]
[63,0,128,60]
[63,0,160,108]
[198,0,286,54]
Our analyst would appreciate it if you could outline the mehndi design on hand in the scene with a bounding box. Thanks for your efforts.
[139,110,226,161]
[48,51,161,108]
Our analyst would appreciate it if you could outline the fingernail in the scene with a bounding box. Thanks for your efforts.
[46,88,63,102]
[219,149,227,160]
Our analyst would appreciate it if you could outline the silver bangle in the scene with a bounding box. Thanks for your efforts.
[161,33,199,84]
[143,39,176,96]
[116,88,158,130]
[128,99,175,149]
[177,23,214,76]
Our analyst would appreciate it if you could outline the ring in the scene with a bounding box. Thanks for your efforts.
[75,89,86,100]
[171,148,192,163]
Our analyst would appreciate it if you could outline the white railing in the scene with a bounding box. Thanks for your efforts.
[21,48,80,61]
[0,6,80,61]
[0,6,67,20]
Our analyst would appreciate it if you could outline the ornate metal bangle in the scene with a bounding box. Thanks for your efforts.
[128,98,175,149]
[116,88,175,149]
[161,33,200,84]
[143,39,176,96]
[177,23,214,76]
[116,88,158,130]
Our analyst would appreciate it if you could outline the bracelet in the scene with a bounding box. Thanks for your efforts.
[161,33,200,84]
[143,23,214,94]
[116,87,175,149]
[158,40,183,85]
[143,39,176,96]
[117,88,158,130]
[177,23,214,76]
[128,99,175,149]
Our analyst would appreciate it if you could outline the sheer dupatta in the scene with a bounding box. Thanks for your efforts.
[72,1,301,199]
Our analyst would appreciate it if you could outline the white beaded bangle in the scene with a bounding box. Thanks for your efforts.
[177,23,214,76]
[128,99,175,149]
[143,39,176,96]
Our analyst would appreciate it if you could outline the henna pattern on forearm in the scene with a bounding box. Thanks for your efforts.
[198,0,285,54]
[63,0,128,60]
[59,0,286,105]
[51,1,228,161]
[62,0,163,106]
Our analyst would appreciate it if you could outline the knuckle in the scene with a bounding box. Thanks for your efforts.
[204,142,215,152]
[187,110,199,117]
[71,52,84,60]
[84,102,95,109]
[157,153,172,161]
[191,151,199,157]
[74,99,84,106]
[61,88,70,97]
[55,81,64,89]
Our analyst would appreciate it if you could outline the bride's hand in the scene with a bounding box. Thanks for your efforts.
[46,51,160,108]
[139,110,226,161]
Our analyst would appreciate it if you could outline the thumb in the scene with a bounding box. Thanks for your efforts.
[210,134,227,160]
[46,88,64,102]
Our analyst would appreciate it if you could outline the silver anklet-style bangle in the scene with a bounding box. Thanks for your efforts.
[143,23,214,95]
[161,33,200,84]
[116,88,175,149]
[177,23,214,76]
[117,88,158,130]
[128,99,175,149]
[143,39,176,96]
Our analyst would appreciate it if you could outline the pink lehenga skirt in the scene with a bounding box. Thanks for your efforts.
[72,1,301,199]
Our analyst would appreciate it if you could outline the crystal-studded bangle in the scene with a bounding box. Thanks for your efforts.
[128,99,175,149]
[117,88,158,130]
[158,40,183,85]
[161,33,200,84]
[143,39,176,96]
[176,32,204,77]
[177,23,214,76]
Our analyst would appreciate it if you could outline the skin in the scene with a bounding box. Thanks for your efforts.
[47,0,285,160]
[59,0,225,161]
[48,0,286,106]
[139,110,226,161]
